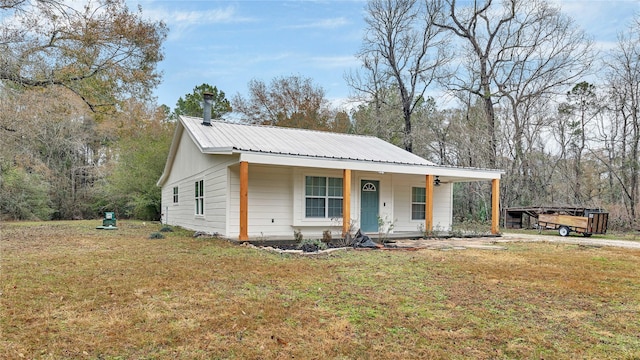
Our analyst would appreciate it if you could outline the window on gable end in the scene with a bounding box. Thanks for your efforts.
[195,180,204,215]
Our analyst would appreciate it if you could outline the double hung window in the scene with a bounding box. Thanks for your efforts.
[195,180,204,215]
[411,187,426,220]
[305,176,343,218]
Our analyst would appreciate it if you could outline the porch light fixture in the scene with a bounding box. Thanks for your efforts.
[434,176,441,186]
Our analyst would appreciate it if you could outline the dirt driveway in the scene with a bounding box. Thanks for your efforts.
[392,232,640,250]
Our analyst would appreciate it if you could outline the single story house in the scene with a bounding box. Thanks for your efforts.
[157,102,503,241]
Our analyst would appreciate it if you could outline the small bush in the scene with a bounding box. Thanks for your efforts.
[322,230,332,243]
[149,232,165,239]
[293,229,303,242]
[337,232,355,247]
[297,238,327,252]
[159,225,173,232]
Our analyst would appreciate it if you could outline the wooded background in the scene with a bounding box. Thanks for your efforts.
[1,0,638,230]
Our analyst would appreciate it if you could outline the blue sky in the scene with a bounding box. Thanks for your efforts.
[138,0,640,112]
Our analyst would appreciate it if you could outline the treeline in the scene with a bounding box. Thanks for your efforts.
[0,0,169,221]
[0,87,173,220]
[1,0,638,230]
[345,0,640,230]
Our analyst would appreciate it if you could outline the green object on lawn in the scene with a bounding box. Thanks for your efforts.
[97,212,118,230]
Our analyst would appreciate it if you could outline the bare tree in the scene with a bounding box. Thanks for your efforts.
[345,53,393,140]
[429,0,515,166]
[554,82,600,203]
[0,85,100,219]
[355,0,449,153]
[602,19,640,224]
[350,86,404,146]
[430,0,593,169]
[0,0,167,112]
[232,75,337,131]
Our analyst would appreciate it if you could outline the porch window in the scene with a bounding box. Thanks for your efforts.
[305,176,343,218]
[173,186,179,204]
[411,187,426,220]
[195,180,204,215]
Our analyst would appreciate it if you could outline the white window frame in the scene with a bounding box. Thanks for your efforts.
[411,187,426,220]
[304,175,343,219]
[195,180,204,216]
[172,186,179,204]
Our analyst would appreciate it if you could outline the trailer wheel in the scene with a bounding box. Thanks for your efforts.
[583,233,592,237]
[559,226,570,237]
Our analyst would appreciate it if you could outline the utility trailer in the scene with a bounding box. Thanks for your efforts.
[504,207,608,237]
[537,210,608,237]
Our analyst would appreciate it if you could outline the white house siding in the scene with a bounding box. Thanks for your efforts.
[392,175,453,232]
[228,165,363,240]
[228,164,295,239]
[432,183,453,230]
[350,171,394,233]
[202,156,237,234]
[161,129,237,234]
[290,168,352,240]
[224,167,453,240]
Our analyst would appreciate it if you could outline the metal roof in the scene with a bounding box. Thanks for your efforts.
[181,116,436,166]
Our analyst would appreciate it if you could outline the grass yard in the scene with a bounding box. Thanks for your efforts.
[2,221,639,359]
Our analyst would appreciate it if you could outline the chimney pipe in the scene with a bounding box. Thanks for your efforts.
[202,92,213,126]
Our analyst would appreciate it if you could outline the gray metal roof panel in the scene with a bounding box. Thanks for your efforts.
[181,116,435,166]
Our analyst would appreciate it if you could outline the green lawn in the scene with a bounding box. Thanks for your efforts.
[2,221,639,359]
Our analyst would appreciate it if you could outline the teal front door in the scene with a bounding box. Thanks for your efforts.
[360,180,379,232]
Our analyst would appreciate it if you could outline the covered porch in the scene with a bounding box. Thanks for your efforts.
[236,153,502,241]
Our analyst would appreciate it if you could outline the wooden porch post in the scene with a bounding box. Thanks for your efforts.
[342,169,351,237]
[425,174,434,233]
[491,178,500,234]
[239,161,248,241]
